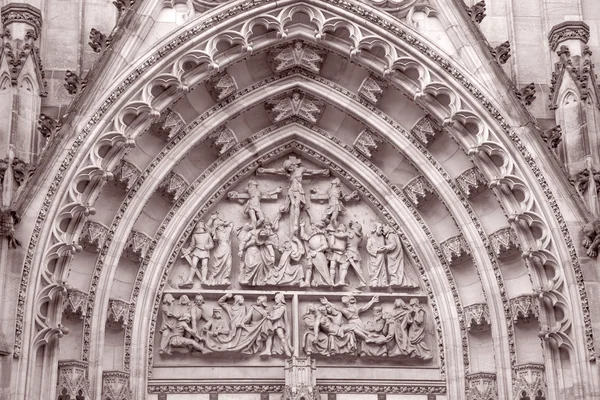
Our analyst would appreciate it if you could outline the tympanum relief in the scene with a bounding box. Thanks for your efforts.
[160,154,433,365]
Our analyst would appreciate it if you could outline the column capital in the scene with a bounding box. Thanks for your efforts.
[548,21,590,51]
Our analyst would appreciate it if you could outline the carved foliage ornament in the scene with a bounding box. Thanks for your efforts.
[403,175,434,207]
[466,1,486,24]
[38,114,62,139]
[516,83,536,106]
[157,171,188,203]
[489,227,520,259]
[265,92,325,124]
[63,289,88,320]
[125,230,152,261]
[540,125,562,149]
[151,109,186,140]
[456,167,487,199]
[548,21,590,51]
[0,3,42,34]
[107,299,130,330]
[411,115,442,146]
[358,75,388,105]
[570,168,600,196]
[268,41,327,74]
[490,41,511,65]
[64,70,87,95]
[206,71,238,102]
[440,235,471,265]
[1,27,47,92]
[89,28,110,53]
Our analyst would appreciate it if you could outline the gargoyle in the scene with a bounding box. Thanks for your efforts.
[582,220,600,257]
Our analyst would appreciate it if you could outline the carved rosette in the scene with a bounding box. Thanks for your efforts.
[151,109,185,140]
[353,129,382,158]
[265,92,325,124]
[404,176,435,207]
[464,303,491,332]
[411,115,442,146]
[57,360,91,400]
[466,373,497,400]
[548,21,590,51]
[79,220,109,252]
[510,295,539,324]
[283,357,320,400]
[358,75,388,105]
[157,171,188,203]
[113,159,141,191]
[456,167,487,199]
[124,230,152,261]
[440,235,471,265]
[206,71,238,102]
[102,371,132,400]
[209,127,238,155]
[267,41,326,74]
[107,299,130,330]
[63,289,88,320]
[513,364,547,400]
[489,227,520,259]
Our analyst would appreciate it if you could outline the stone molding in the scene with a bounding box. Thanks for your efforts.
[510,295,539,324]
[489,227,520,260]
[57,360,90,400]
[456,167,487,199]
[106,299,130,330]
[353,129,382,158]
[466,372,497,400]
[102,370,132,400]
[464,303,491,332]
[548,21,590,51]
[440,235,471,265]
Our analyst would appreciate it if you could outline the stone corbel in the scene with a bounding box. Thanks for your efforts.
[456,167,487,199]
[411,115,442,146]
[464,303,491,332]
[57,360,91,400]
[206,71,238,102]
[157,171,188,203]
[63,289,89,320]
[106,299,130,330]
[510,295,539,324]
[112,159,141,191]
[440,234,471,265]
[38,114,62,139]
[102,371,132,400]
[124,230,152,261]
[79,220,109,252]
[540,125,561,149]
[404,175,435,207]
[466,373,497,400]
[489,227,520,259]
[151,109,185,140]
[513,364,547,400]
[358,75,388,105]
[353,129,382,158]
[89,28,110,53]
[208,127,238,156]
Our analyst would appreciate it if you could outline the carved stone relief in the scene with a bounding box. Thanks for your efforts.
[208,127,238,156]
[102,371,132,400]
[354,129,382,158]
[151,109,186,140]
[265,92,325,124]
[513,364,547,400]
[403,176,435,207]
[107,299,130,330]
[358,75,388,105]
[411,115,442,147]
[466,373,497,400]
[440,235,471,266]
[267,41,326,74]
[157,171,188,203]
[63,289,88,320]
[206,71,238,102]
[464,303,491,332]
[112,159,141,191]
[456,167,487,199]
[510,295,539,324]
[489,227,520,260]
[79,220,109,252]
[57,360,90,400]
[124,230,152,261]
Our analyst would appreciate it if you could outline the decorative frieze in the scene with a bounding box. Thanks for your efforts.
[102,371,132,400]
[467,1,486,24]
[157,171,188,203]
[490,41,511,64]
[267,41,326,74]
[152,109,185,140]
[403,175,435,207]
[358,75,388,105]
[464,303,491,332]
[548,21,590,51]
[265,92,325,124]
[456,167,487,199]
[513,364,547,400]
[106,299,130,330]
[112,159,141,191]
[353,129,382,158]
[515,83,536,106]
[489,227,520,259]
[64,70,87,95]
[63,289,88,320]
[440,235,471,266]
[206,72,237,102]
[466,373,497,400]
[57,360,90,400]
[540,126,562,149]
[411,115,442,146]
[79,220,109,252]
[209,127,238,155]
[510,295,539,324]
[124,230,152,261]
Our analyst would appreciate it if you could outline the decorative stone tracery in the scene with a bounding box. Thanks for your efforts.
[57,360,90,400]
[510,295,539,324]
[353,129,382,158]
[464,303,491,332]
[403,175,435,207]
[466,373,497,400]
[440,235,471,266]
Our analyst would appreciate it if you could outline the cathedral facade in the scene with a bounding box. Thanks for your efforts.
[0,0,600,399]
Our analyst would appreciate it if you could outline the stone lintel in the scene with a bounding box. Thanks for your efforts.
[548,21,590,51]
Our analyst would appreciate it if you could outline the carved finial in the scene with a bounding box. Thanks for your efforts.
[37,114,61,139]
[467,1,486,24]
[491,41,511,64]
[64,70,87,95]
[516,83,536,106]
[88,28,109,53]
[540,125,562,149]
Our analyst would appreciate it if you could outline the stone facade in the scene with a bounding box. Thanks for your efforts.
[0,0,599,399]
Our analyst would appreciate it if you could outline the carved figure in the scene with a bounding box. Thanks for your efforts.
[263,292,293,357]
[338,295,379,340]
[302,304,329,355]
[237,221,278,286]
[582,219,600,258]
[266,236,305,286]
[361,305,393,357]
[326,223,350,285]
[202,307,231,351]
[162,313,204,355]
[257,156,329,236]
[242,295,271,354]
[208,213,234,285]
[180,218,215,288]
[217,292,247,339]
[337,220,368,288]
[383,225,417,288]
[159,294,178,354]
[366,223,388,287]
[190,295,207,334]
[228,179,282,228]
[300,220,333,287]
[387,298,410,357]
[313,305,357,356]
[310,178,359,227]
[406,298,432,360]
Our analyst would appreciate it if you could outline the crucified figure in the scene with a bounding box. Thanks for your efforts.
[227,179,282,228]
[257,155,329,236]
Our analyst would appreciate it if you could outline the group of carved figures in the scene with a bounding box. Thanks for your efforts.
[159,292,292,357]
[180,156,418,289]
[303,296,432,360]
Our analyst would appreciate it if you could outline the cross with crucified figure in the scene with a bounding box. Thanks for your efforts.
[227,179,282,228]
[310,178,360,228]
[256,155,330,236]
